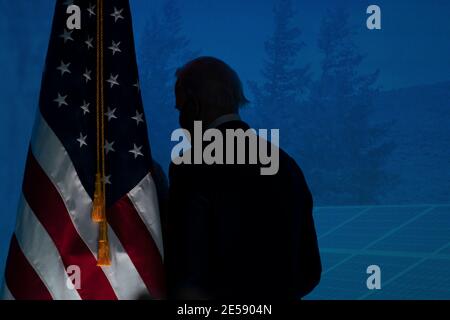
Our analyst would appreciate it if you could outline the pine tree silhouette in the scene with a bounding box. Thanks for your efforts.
[302,8,396,205]
[249,0,309,132]
[139,0,198,171]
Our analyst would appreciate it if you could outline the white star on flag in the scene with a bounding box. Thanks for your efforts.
[105,107,118,121]
[133,80,140,91]
[83,69,92,83]
[104,140,115,154]
[54,93,68,107]
[129,144,143,159]
[103,175,112,185]
[59,29,73,43]
[87,4,96,17]
[108,41,122,55]
[77,133,87,148]
[132,110,144,126]
[57,61,71,76]
[106,74,119,88]
[111,7,124,22]
[85,36,94,49]
[80,101,90,115]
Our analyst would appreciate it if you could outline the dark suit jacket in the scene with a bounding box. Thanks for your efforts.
[166,120,321,300]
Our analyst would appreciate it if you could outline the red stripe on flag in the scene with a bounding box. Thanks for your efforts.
[108,196,166,299]
[22,151,118,300]
[5,235,53,300]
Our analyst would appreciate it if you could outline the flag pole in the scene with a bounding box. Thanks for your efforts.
[91,0,111,267]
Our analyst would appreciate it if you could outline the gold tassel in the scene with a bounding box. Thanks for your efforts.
[97,221,111,266]
[91,173,105,222]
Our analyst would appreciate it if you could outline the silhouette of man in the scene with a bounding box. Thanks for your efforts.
[165,56,321,299]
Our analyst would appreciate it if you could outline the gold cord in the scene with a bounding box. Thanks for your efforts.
[92,0,110,267]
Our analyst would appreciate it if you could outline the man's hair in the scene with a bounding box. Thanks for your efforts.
[175,56,249,112]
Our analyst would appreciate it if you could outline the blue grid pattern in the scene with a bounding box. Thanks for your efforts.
[306,205,450,300]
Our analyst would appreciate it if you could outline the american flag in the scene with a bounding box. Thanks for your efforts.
[1,0,165,299]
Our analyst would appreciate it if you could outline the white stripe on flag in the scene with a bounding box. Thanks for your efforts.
[1,282,15,300]
[15,195,81,300]
[128,173,164,258]
[30,112,149,299]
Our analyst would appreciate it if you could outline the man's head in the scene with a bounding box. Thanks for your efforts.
[175,57,249,132]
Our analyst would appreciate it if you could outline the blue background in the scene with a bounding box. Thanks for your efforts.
[0,0,449,299]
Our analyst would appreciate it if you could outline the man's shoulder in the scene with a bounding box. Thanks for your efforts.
[278,147,302,173]
[277,147,311,193]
